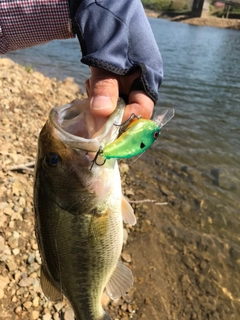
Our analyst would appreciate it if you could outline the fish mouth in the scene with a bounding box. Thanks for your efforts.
[49,98,125,152]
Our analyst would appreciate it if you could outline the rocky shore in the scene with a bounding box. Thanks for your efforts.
[0,58,134,320]
[1,58,240,320]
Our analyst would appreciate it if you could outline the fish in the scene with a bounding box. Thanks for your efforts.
[34,98,136,320]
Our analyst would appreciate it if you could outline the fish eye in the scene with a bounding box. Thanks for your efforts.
[154,131,159,139]
[45,152,62,167]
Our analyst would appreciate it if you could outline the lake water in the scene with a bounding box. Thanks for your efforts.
[6,17,240,282]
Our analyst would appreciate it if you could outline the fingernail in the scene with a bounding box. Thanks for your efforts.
[90,95,113,111]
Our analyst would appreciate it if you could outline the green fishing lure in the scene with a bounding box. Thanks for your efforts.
[99,108,175,160]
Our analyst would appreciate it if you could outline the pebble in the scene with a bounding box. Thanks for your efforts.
[23,300,32,310]
[32,296,40,307]
[123,228,128,245]
[31,310,40,320]
[64,307,75,320]
[53,313,61,320]
[19,277,34,287]
[101,291,111,307]
[0,275,10,290]
[0,288,4,299]
[12,248,20,255]
[15,306,22,315]
[121,252,132,263]
[43,313,52,320]
[54,301,65,312]
[6,259,18,271]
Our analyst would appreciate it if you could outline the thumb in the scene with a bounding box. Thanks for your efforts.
[88,67,119,117]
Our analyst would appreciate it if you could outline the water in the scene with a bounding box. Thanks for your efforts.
[6,17,240,257]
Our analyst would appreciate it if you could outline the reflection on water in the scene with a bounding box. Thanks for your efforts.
[6,17,240,259]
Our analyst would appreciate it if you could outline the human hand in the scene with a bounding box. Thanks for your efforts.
[85,67,154,122]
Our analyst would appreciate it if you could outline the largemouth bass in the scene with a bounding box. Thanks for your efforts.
[34,98,136,320]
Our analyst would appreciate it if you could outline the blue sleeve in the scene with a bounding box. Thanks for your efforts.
[72,0,163,104]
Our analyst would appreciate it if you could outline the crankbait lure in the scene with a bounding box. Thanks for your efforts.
[95,108,174,163]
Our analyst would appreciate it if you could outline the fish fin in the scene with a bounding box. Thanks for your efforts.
[40,266,63,302]
[106,261,134,300]
[121,195,136,226]
[99,312,111,320]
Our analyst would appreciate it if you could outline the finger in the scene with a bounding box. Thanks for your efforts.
[89,67,119,117]
[122,90,154,122]
[85,79,90,97]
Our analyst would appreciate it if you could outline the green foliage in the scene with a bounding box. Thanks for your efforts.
[23,65,33,73]
[209,4,215,12]
[142,0,172,11]
[142,0,188,11]
[168,0,188,11]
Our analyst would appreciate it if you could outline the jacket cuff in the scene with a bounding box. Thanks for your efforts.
[73,0,163,103]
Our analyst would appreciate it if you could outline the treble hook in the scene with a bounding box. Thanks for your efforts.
[114,113,141,134]
[90,148,106,170]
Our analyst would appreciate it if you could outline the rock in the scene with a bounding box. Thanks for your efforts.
[6,259,17,271]
[31,310,40,320]
[54,301,65,312]
[43,313,52,320]
[28,253,36,264]
[23,300,32,310]
[210,167,238,191]
[3,207,14,216]
[101,291,111,307]
[0,288,4,299]
[0,276,10,290]
[64,307,75,320]
[15,306,22,315]
[53,313,60,320]
[0,235,6,253]
[12,248,20,255]
[32,296,40,307]
[121,252,132,263]
[19,277,34,287]
[123,228,128,246]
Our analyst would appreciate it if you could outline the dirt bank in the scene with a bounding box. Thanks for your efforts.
[1,58,239,320]
[171,13,240,29]
[145,8,240,30]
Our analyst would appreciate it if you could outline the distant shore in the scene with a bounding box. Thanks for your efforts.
[145,8,240,30]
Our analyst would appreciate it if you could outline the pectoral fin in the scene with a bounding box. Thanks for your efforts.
[121,196,136,226]
[40,265,63,302]
[106,261,134,300]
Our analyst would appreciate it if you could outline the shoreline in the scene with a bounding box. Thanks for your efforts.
[145,8,240,30]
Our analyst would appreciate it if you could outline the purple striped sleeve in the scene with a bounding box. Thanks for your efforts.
[0,0,74,54]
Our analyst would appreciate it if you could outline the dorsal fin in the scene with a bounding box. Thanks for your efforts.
[106,261,134,300]
[40,266,63,302]
[121,195,136,226]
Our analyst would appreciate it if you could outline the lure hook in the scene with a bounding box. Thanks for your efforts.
[114,113,141,134]
[90,148,106,170]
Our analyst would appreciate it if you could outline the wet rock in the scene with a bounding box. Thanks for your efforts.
[211,167,238,191]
